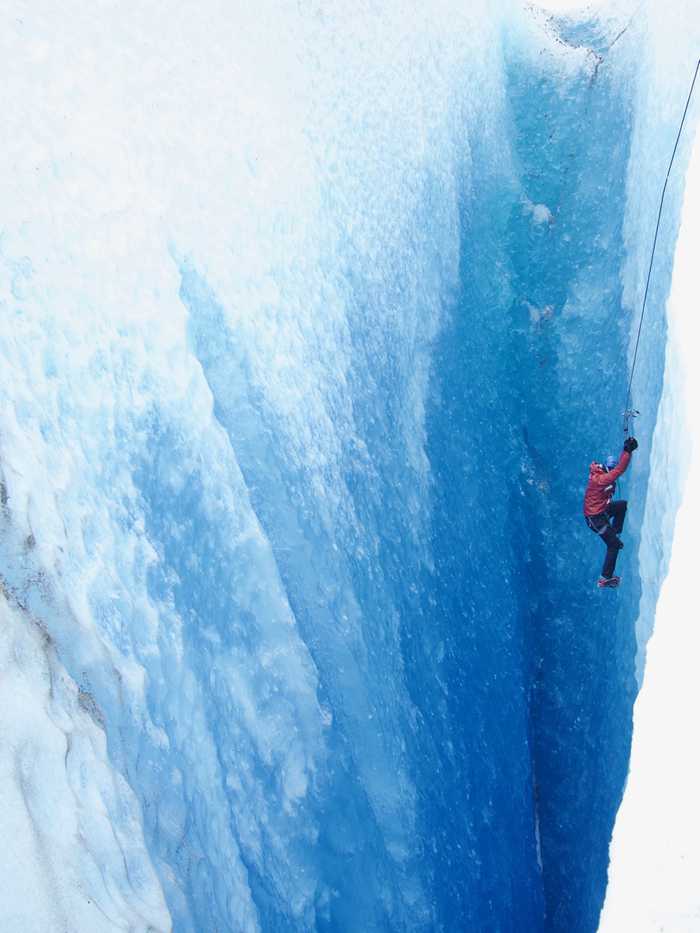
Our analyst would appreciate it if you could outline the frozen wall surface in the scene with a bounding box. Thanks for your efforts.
[0,0,697,931]
[0,592,170,932]
[599,47,700,933]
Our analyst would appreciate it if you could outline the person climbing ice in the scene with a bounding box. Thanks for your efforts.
[583,436,638,588]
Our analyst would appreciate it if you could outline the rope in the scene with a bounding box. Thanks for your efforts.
[623,57,700,430]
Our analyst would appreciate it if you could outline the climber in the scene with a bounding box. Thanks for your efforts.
[583,436,638,588]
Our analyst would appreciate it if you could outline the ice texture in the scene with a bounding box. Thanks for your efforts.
[600,17,700,928]
[600,149,700,917]
[0,592,170,932]
[0,0,697,931]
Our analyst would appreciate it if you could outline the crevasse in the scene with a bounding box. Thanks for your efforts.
[0,2,697,931]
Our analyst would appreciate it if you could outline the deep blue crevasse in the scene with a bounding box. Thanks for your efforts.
[142,20,670,933]
[501,32,639,932]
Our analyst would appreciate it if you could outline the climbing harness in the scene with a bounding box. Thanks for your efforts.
[623,57,700,432]
[586,513,611,536]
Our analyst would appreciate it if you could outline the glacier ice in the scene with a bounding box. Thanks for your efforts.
[600,10,700,927]
[0,0,698,931]
[600,127,700,920]
[0,592,170,932]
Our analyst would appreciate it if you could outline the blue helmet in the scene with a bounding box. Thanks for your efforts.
[604,455,617,471]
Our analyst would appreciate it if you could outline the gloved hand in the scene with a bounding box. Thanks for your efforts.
[624,436,638,453]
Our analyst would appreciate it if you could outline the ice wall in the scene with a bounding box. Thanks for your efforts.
[501,8,643,928]
[1,1,696,931]
[0,591,170,932]
[599,131,700,920]
[1,3,541,930]
[599,5,700,927]
[611,1,699,680]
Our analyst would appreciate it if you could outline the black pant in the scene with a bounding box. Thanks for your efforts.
[586,500,627,579]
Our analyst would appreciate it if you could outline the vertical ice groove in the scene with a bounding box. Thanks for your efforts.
[499,7,645,929]
[177,256,429,919]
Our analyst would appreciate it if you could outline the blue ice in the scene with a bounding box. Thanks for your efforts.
[0,1,697,931]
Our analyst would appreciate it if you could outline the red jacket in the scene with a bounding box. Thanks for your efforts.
[583,451,631,516]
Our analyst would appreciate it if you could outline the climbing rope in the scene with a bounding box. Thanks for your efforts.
[623,57,700,435]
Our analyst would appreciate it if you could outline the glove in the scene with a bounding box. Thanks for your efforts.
[624,437,638,453]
